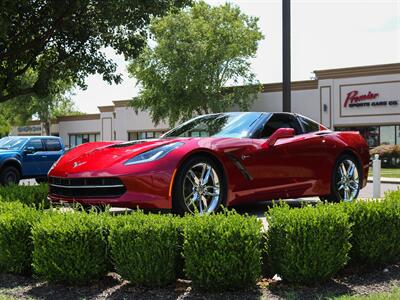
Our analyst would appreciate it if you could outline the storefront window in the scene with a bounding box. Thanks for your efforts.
[128,131,165,141]
[69,133,100,148]
[380,126,396,145]
[397,126,400,145]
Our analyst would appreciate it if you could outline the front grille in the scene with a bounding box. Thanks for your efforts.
[49,177,126,198]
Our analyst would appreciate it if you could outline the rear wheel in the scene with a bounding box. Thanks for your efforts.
[321,154,361,203]
[0,166,20,186]
[173,155,226,214]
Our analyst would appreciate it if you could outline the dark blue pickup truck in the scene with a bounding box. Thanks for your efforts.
[0,136,65,185]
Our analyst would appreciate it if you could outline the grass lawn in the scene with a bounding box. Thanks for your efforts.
[332,288,400,300]
[368,168,400,178]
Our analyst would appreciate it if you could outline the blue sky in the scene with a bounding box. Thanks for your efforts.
[72,0,400,113]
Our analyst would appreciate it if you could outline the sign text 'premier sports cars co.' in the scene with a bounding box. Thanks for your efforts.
[340,81,400,117]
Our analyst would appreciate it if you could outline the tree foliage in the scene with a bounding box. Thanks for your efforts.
[0,0,191,103]
[128,1,264,126]
[0,72,81,135]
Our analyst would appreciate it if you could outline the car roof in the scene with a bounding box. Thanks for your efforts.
[6,136,60,139]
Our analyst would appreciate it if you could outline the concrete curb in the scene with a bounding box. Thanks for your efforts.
[367,177,400,184]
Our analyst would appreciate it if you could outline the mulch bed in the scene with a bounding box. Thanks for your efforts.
[0,264,399,300]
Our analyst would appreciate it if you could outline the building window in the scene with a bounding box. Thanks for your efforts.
[380,126,396,146]
[69,133,100,148]
[397,126,400,145]
[128,131,165,141]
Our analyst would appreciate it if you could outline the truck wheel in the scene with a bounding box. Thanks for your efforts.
[0,166,21,186]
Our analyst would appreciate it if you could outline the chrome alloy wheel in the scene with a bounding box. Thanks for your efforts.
[183,162,221,214]
[336,159,359,202]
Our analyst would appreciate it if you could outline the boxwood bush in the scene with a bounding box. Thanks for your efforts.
[32,211,109,284]
[183,211,262,291]
[0,184,49,208]
[0,200,26,213]
[265,203,351,284]
[0,204,40,274]
[346,192,400,267]
[109,213,180,287]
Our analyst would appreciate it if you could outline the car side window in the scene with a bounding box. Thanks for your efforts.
[44,139,62,151]
[25,139,45,151]
[259,114,302,138]
[299,116,320,133]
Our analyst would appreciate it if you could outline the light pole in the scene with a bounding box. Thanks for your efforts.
[282,0,291,112]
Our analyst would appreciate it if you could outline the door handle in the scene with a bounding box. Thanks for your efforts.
[241,153,251,160]
[41,156,48,158]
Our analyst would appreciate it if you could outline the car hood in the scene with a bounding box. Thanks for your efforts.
[53,138,187,175]
[0,149,19,156]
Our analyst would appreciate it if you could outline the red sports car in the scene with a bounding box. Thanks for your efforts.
[48,112,369,213]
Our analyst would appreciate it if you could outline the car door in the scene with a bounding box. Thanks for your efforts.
[42,138,63,173]
[239,113,305,200]
[21,138,47,176]
[238,113,328,200]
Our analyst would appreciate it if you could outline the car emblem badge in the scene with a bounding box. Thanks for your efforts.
[73,161,86,168]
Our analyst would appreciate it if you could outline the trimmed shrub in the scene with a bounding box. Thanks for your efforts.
[0,205,40,274]
[109,213,180,287]
[32,211,109,284]
[0,200,26,213]
[265,203,351,284]
[183,211,262,291]
[345,192,400,267]
[0,184,49,208]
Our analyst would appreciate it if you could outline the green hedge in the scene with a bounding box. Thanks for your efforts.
[183,211,262,291]
[109,213,180,287]
[265,203,352,284]
[0,204,40,274]
[32,211,110,284]
[0,184,49,208]
[346,192,400,267]
[0,200,26,213]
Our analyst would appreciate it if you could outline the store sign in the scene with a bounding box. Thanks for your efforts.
[17,125,42,134]
[340,81,400,117]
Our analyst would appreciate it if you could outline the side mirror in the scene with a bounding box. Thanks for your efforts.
[262,128,295,148]
[24,146,36,154]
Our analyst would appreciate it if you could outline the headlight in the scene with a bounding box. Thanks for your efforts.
[124,142,184,166]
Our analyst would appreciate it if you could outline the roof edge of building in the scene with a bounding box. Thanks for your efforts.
[57,114,100,122]
[314,63,400,80]
[262,80,318,92]
[98,105,115,113]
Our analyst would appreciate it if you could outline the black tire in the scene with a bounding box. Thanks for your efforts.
[0,166,21,186]
[173,155,227,215]
[35,177,48,184]
[321,154,362,203]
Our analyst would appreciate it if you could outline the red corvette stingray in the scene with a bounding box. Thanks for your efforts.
[48,112,369,213]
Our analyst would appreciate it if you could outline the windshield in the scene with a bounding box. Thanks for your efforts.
[0,137,28,150]
[163,112,266,138]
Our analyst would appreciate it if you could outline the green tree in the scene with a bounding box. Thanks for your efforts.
[0,0,191,103]
[128,1,264,126]
[1,73,81,135]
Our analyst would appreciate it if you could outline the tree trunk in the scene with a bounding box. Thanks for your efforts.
[42,121,50,136]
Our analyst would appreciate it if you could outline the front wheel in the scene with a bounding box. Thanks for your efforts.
[173,156,226,214]
[0,166,21,186]
[321,154,361,203]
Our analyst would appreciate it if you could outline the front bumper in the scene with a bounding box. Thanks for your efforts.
[48,172,173,209]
